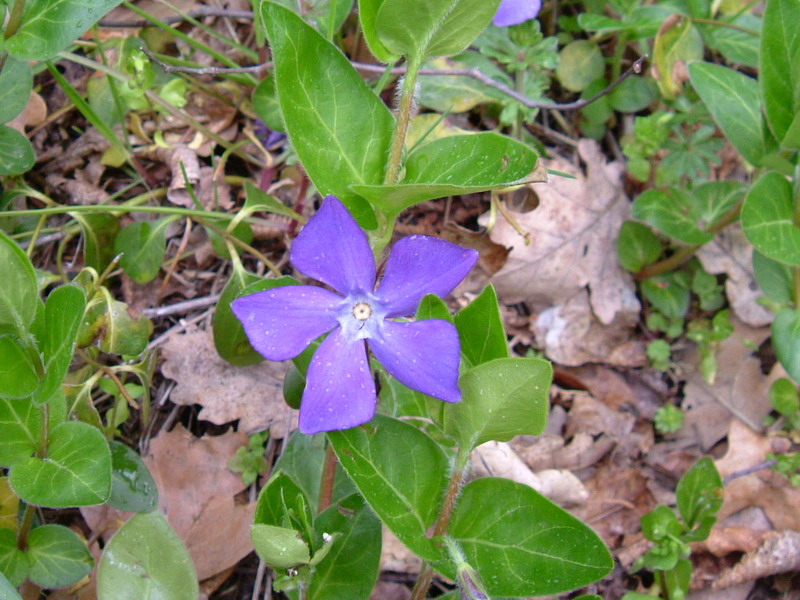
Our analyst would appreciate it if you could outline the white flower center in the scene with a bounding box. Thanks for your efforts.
[352,302,372,321]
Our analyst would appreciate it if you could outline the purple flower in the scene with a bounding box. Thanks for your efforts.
[231,196,478,434]
[493,0,542,26]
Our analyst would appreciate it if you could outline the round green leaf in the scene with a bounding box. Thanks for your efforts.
[107,441,158,513]
[772,308,800,383]
[77,297,152,356]
[0,126,34,175]
[0,568,24,599]
[769,377,800,417]
[446,478,613,596]
[0,528,29,587]
[251,524,311,569]
[0,335,40,399]
[617,221,662,273]
[608,76,656,113]
[97,511,198,600]
[0,58,33,123]
[10,422,111,507]
[0,230,37,333]
[742,171,800,266]
[114,219,174,284]
[632,188,713,245]
[0,395,39,467]
[27,525,92,589]
[752,249,793,305]
[556,41,605,92]
[445,357,551,449]
[641,273,690,319]
[454,285,508,367]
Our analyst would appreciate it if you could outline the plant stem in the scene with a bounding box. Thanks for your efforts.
[318,443,337,513]
[17,402,48,551]
[409,445,471,600]
[792,165,800,307]
[384,54,421,187]
[3,0,25,40]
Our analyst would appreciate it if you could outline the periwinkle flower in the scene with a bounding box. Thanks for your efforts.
[493,0,542,26]
[232,196,478,434]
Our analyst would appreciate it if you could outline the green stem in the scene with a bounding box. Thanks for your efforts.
[3,0,25,40]
[691,17,759,36]
[384,54,422,187]
[409,445,471,600]
[318,443,337,513]
[17,402,48,551]
[793,166,800,307]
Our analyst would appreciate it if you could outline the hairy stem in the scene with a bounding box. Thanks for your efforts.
[384,54,421,187]
[318,443,337,513]
[409,445,471,600]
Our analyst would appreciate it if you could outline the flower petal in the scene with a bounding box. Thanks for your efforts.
[299,328,376,434]
[291,195,376,295]
[231,285,341,361]
[376,236,478,316]
[492,0,541,26]
[370,319,461,403]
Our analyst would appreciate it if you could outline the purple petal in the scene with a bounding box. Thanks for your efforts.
[376,236,478,317]
[291,195,376,295]
[493,0,541,26]
[299,328,376,434]
[370,319,461,403]
[231,286,341,361]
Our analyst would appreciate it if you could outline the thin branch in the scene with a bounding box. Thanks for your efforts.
[141,293,221,318]
[140,44,268,74]
[99,7,254,28]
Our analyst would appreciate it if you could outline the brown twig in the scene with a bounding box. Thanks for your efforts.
[99,7,254,28]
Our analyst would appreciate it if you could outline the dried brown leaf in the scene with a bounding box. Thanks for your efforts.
[160,329,295,435]
[484,139,640,325]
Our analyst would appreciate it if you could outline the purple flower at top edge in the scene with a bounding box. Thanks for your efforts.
[493,0,542,26]
[231,195,478,434]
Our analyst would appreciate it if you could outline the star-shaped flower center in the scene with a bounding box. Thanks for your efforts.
[352,302,372,321]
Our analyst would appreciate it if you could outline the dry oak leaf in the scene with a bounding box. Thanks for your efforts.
[484,139,640,325]
[161,329,295,435]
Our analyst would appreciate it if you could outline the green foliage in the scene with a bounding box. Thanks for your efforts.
[654,404,683,434]
[228,432,270,485]
[647,339,671,372]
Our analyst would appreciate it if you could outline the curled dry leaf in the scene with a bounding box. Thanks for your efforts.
[166,145,201,207]
[483,139,640,325]
[160,329,295,436]
[697,224,773,327]
[711,530,800,591]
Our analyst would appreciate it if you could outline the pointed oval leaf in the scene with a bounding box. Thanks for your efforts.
[308,493,381,600]
[251,524,311,569]
[760,0,800,146]
[753,250,793,305]
[107,441,158,513]
[10,421,111,507]
[0,58,33,123]
[688,61,773,166]
[70,212,120,273]
[454,285,508,367]
[617,221,661,273]
[5,0,124,61]
[445,357,551,448]
[0,335,40,399]
[445,478,613,596]
[254,471,313,528]
[261,1,393,228]
[358,0,400,63]
[0,528,29,587]
[328,415,449,560]
[676,456,722,537]
[114,218,176,284]
[375,0,501,60]
[0,126,34,175]
[632,188,713,245]
[0,230,37,333]
[97,511,198,600]
[773,308,800,382]
[27,524,92,589]
[741,171,800,266]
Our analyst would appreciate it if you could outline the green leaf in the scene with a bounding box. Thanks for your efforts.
[269,0,354,38]
[676,456,722,539]
[0,569,23,599]
[328,415,449,560]
[0,393,63,467]
[0,231,37,334]
[688,61,772,166]
[374,0,500,61]
[114,218,177,284]
[9,421,111,507]
[358,0,400,63]
[633,188,713,245]
[252,77,284,132]
[77,295,152,356]
[254,471,313,529]
[692,180,743,229]
[0,528,28,587]
[251,524,311,569]
[261,1,393,228]
[454,286,507,367]
[445,358,551,449]
[641,273,690,319]
[213,274,300,366]
[70,213,120,273]
[415,293,454,324]
[352,132,541,218]
[640,504,682,541]
[752,250,793,305]
[741,171,800,266]
[760,0,800,147]
[4,0,124,61]
[0,58,33,123]
[608,76,656,113]
[0,125,34,175]
[308,493,381,600]
[107,441,158,513]
[652,15,703,100]
[273,432,355,511]
[616,221,661,273]
[35,285,86,403]
[445,478,613,596]
[26,525,92,589]
[556,41,605,93]
[702,14,760,68]
[97,511,198,600]
[770,377,800,417]
[243,181,303,222]
[772,308,800,383]
[0,335,40,400]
